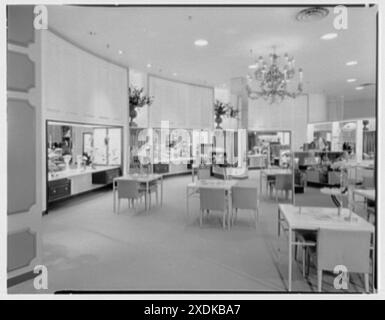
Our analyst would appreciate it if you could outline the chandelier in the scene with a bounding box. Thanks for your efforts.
[246,48,304,104]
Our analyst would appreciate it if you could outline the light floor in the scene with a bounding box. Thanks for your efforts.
[9,171,371,294]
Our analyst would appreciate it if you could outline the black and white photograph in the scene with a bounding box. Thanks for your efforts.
[2,0,384,300]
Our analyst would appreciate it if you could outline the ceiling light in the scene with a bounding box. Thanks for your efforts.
[347,78,357,83]
[355,86,364,90]
[173,72,177,76]
[194,39,208,47]
[118,50,123,55]
[146,63,152,68]
[321,33,338,40]
[248,64,258,69]
[346,60,358,66]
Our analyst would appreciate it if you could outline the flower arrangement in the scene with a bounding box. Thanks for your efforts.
[214,100,239,129]
[129,87,154,126]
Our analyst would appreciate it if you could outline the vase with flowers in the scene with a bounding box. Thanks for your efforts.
[129,87,154,127]
[214,100,239,129]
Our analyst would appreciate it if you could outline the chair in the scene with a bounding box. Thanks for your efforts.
[197,167,211,180]
[310,228,372,292]
[273,174,292,202]
[139,181,159,210]
[199,187,227,229]
[362,176,375,189]
[266,175,276,197]
[231,184,259,229]
[117,180,145,214]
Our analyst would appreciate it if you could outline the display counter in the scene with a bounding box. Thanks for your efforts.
[248,154,267,168]
[47,165,121,204]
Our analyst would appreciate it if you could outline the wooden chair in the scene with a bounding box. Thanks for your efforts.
[197,167,211,180]
[117,180,145,214]
[139,181,159,210]
[310,228,372,292]
[231,183,259,229]
[273,174,292,202]
[199,187,227,229]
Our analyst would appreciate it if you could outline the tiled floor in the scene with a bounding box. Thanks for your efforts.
[9,171,371,294]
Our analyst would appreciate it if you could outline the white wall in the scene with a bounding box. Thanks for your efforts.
[42,31,128,126]
[41,30,129,210]
[343,98,376,120]
[148,75,214,129]
[308,95,375,123]
[248,95,308,150]
[308,93,327,123]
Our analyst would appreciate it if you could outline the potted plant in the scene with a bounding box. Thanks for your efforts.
[214,100,229,129]
[129,87,154,127]
[214,100,239,129]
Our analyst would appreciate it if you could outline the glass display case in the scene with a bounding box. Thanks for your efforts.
[93,128,108,165]
[47,121,122,175]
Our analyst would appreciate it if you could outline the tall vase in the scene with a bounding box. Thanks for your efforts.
[215,115,223,129]
[129,108,138,127]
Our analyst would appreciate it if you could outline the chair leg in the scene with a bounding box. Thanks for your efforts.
[223,209,226,230]
[253,209,258,230]
[256,203,260,221]
[364,273,370,293]
[318,270,322,292]
[302,247,306,278]
[200,209,203,227]
[149,192,152,209]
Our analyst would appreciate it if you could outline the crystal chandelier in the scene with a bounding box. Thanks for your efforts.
[246,48,304,104]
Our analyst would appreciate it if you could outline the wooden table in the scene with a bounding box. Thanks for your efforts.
[260,168,292,196]
[277,204,375,292]
[186,179,237,229]
[113,174,163,212]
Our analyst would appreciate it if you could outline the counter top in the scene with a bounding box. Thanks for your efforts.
[48,165,121,182]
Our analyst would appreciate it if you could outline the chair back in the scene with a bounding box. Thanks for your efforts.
[200,187,226,211]
[117,180,140,199]
[362,176,375,189]
[317,228,371,273]
[197,168,211,180]
[274,174,292,191]
[232,185,258,210]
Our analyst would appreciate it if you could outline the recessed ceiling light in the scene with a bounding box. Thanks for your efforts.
[173,72,178,76]
[321,33,338,40]
[194,39,208,47]
[355,86,364,90]
[347,78,357,83]
[346,60,358,66]
[118,50,123,55]
[248,64,257,69]
[146,63,152,68]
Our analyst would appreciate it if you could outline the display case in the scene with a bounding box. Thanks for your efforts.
[46,121,123,208]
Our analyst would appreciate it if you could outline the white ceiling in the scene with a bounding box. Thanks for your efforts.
[47,5,377,101]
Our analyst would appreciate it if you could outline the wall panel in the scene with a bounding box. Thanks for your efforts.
[148,75,214,129]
